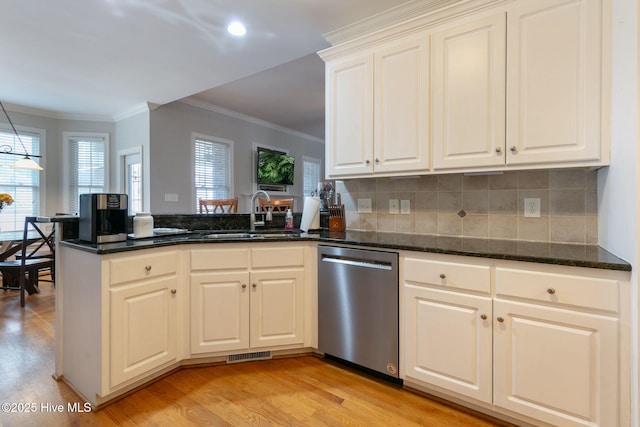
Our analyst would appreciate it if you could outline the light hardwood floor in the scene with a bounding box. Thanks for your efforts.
[0,281,511,426]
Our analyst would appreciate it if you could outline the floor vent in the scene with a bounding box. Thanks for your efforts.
[227,351,272,364]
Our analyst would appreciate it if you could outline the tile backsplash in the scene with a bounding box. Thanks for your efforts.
[335,168,597,244]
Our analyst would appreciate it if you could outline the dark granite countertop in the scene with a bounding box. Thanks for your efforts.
[59,229,631,272]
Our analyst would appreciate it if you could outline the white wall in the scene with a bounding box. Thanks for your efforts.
[148,101,324,214]
[597,0,639,423]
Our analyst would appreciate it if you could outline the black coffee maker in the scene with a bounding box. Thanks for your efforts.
[79,193,128,243]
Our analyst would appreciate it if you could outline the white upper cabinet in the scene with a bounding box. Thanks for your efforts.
[321,0,609,176]
[506,0,606,165]
[325,53,374,177]
[324,32,430,178]
[373,34,431,174]
[432,13,506,170]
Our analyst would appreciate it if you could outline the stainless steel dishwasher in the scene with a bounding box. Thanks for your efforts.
[318,245,399,380]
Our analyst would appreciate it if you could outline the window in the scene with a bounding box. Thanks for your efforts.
[0,127,43,231]
[303,156,321,196]
[193,133,233,212]
[63,132,109,214]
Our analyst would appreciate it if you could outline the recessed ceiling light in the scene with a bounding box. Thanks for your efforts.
[227,21,247,37]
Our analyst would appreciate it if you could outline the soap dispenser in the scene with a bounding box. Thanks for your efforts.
[284,209,294,230]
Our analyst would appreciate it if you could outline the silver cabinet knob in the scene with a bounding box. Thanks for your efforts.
[547,288,556,295]
[480,314,487,320]
[375,158,380,164]
[365,160,371,165]
[145,265,152,272]
[170,289,177,295]
[495,146,502,153]
[510,145,517,152]
[497,317,505,323]
[439,273,446,279]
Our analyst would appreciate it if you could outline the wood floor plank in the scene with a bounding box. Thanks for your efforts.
[0,279,512,426]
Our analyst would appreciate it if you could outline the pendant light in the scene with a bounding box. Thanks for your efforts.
[0,101,43,170]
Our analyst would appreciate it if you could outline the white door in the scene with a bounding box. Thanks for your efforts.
[404,284,493,403]
[110,276,178,387]
[325,53,374,177]
[432,13,506,170]
[190,272,250,354]
[373,32,431,173]
[493,299,618,426]
[124,152,142,214]
[250,270,305,348]
[505,0,603,165]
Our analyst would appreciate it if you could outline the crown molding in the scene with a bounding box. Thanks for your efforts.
[320,0,512,60]
[112,102,158,122]
[1,102,114,122]
[323,0,464,45]
[180,98,324,145]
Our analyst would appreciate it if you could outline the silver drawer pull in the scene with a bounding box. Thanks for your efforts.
[547,288,556,295]
[145,265,152,272]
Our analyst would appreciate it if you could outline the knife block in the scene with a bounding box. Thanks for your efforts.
[329,216,345,232]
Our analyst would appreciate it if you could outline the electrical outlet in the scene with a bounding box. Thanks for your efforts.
[164,193,179,202]
[357,198,372,213]
[524,198,541,218]
[400,199,410,214]
[389,199,399,214]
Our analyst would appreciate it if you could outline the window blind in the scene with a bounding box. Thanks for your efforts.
[194,137,231,211]
[303,157,321,196]
[68,137,106,213]
[0,130,41,231]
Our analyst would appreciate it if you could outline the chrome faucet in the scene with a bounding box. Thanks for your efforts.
[250,190,271,231]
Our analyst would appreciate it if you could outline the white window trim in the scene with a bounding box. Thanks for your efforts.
[0,123,46,217]
[302,155,322,196]
[62,131,110,213]
[117,145,144,211]
[191,132,234,211]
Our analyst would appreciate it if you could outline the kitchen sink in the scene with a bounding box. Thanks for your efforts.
[203,233,257,239]
[202,231,301,240]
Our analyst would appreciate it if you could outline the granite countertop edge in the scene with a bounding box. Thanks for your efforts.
[59,230,632,272]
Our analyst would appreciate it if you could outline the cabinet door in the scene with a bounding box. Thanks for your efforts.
[325,53,374,177]
[432,14,506,170]
[110,276,178,388]
[250,270,304,348]
[374,32,431,173]
[493,299,618,426]
[190,272,250,354]
[404,284,492,403]
[506,0,603,165]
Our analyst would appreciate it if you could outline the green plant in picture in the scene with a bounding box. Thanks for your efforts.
[258,151,294,185]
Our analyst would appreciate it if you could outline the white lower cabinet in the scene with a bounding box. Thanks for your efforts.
[402,254,628,427]
[109,250,180,389]
[190,245,305,355]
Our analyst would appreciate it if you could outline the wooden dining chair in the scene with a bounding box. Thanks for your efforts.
[0,217,55,306]
[199,198,238,214]
[258,198,294,212]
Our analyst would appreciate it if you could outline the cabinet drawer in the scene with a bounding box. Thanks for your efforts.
[191,248,249,271]
[110,251,177,285]
[404,257,490,294]
[251,247,304,269]
[495,267,619,313]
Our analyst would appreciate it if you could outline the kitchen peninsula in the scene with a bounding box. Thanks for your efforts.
[55,214,631,426]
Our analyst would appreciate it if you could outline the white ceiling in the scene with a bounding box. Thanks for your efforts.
[1,0,414,139]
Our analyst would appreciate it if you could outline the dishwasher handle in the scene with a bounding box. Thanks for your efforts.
[321,255,392,271]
